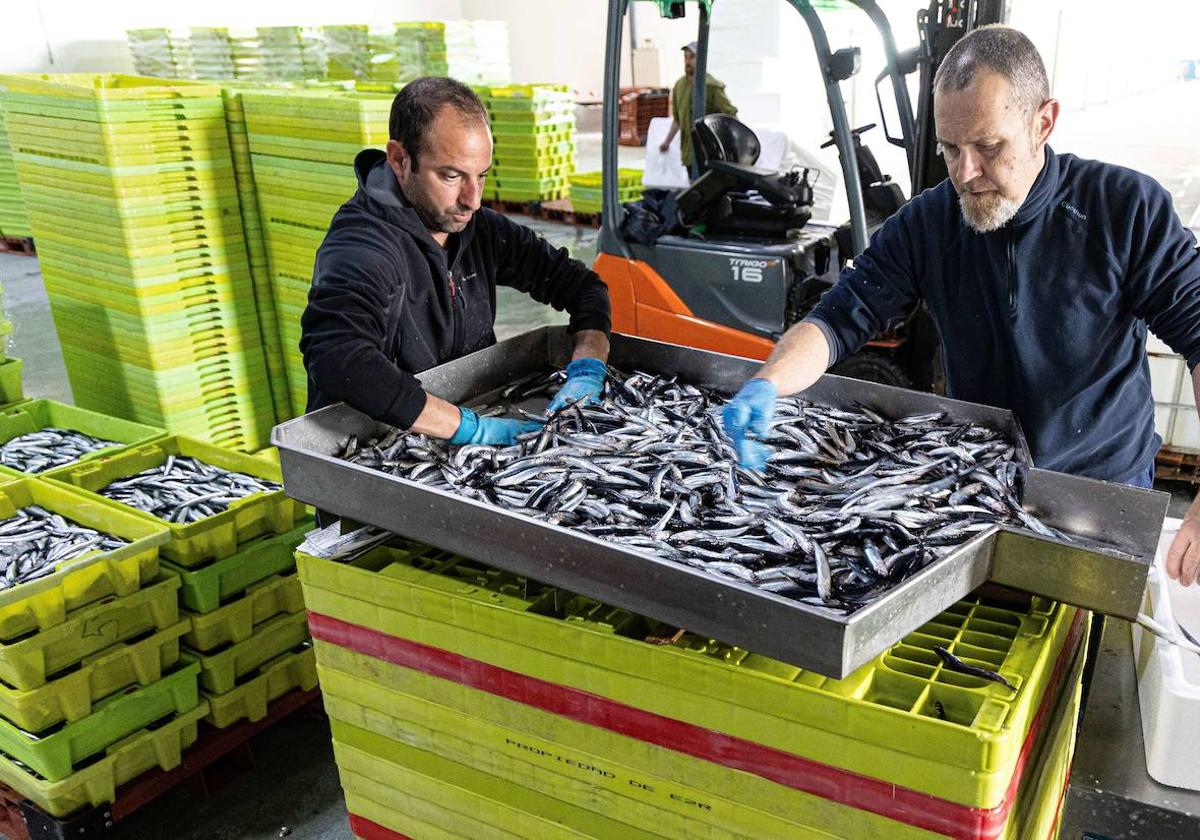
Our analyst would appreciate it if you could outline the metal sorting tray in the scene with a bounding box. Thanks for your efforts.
[271,328,1168,678]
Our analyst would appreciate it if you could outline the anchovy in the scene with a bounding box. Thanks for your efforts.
[338,367,1066,615]
[0,428,122,474]
[99,457,280,524]
[0,506,126,589]
[934,645,1018,692]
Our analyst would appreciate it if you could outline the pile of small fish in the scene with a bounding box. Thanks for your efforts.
[0,428,122,474]
[0,506,126,590]
[99,456,281,524]
[338,369,1062,614]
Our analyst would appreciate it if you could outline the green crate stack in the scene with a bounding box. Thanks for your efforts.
[0,267,21,406]
[300,540,1087,840]
[0,73,277,452]
[0,107,31,238]
[125,28,193,79]
[0,476,206,820]
[322,26,370,81]
[41,434,312,733]
[568,168,644,215]
[483,84,576,203]
[189,28,237,80]
[220,84,291,424]
[242,88,390,417]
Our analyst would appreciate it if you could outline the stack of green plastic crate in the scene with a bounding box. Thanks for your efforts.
[0,475,204,821]
[0,279,19,406]
[126,28,188,79]
[0,107,31,239]
[242,88,390,417]
[220,84,290,424]
[0,73,277,453]
[189,28,237,80]
[323,25,370,81]
[568,169,644,215]
[484,84,576,203]
[44,435,313,735]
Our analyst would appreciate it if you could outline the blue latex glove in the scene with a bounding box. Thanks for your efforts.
[546,357,608,413]
[722,378,777,471]
[448,407,541,447]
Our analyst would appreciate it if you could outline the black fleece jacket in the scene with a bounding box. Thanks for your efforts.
[301,149,611,427]
[806,146,1200,482]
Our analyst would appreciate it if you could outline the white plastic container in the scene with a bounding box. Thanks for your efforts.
[1148,349,1200,451]
[1132,518,1200,791]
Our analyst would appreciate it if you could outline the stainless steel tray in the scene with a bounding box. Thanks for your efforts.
[272,328,1168,678]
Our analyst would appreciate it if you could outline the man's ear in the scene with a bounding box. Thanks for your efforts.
[1033,97,1059,148]
[386,138,410,180]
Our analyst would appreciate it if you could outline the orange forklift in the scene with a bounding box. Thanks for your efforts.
[593,0,1007,391]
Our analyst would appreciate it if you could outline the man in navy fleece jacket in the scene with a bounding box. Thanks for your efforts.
[722,26,1200,585]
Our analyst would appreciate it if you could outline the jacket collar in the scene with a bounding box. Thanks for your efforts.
[352,148,476,255]
[1010,144,1059,226]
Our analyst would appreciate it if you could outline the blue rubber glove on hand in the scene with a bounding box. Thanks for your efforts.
[722,378,778,471]
[448,407,541,447]
[546,358,608,413]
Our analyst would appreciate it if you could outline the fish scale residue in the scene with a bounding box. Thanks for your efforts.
[339,369,1062,614]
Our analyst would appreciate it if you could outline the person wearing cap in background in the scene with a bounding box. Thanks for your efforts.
[658,41,738,170]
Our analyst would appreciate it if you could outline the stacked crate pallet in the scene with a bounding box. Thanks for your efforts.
[241,89,389,417]
[568,168,644,216]
[0,74,277,452]
[126,28,193,79]
[0,108,31,240]
[483,84,576,204]
[44,436,312,735]
[299,538,1085,840]
[0,280,19,407]
[322,26,370,81]
[0,464,198,822]
[219,84,290,424]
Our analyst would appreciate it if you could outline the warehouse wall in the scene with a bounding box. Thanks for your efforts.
[0,0,465,74]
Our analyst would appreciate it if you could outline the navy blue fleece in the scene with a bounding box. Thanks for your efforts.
[806,147,1200,482]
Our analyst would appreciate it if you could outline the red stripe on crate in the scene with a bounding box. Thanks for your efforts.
[313,609,1083,840]
[348,813,412,840]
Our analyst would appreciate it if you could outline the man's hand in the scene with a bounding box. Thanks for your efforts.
[448,407,540,447]
[548,358,607,413]
[1166,515,1200,586]
[659,140,671,153]
[722,378,777,471]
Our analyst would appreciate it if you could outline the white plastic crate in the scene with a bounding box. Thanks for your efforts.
[1149,349,1199,451]
[1132,519,1200,792]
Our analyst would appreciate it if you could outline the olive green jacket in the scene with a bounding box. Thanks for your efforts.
[670,73,737,167]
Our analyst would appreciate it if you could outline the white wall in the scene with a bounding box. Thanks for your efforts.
[0,0,465,74]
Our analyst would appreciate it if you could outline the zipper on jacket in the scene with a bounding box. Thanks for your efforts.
[1006,230,1016,310]
[448,270,458,302]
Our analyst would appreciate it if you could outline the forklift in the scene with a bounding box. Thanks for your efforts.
[593,0,1007,391]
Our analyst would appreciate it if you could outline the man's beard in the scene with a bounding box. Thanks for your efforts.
[411,192,472,234]
[959,190,1021,233]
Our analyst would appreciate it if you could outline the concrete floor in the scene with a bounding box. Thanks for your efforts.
[0,81,1197,838]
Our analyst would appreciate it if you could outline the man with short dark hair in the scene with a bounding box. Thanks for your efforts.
[658,41,738,169]
[720,26,1200,580]
[302,77,612,447]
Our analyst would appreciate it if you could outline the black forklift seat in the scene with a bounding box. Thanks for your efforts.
[675,114,814,239]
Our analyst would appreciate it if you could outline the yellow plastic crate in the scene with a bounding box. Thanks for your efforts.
[0,574,180,690]
[297,544,1078,812]
[44,436,305,566]
[0,620,189,732]
[0,700,207,818]
[319,634,1083,840]
[0,478,168,641]
[333,720,662,840]
[202,643,316,728]
[182,571,304,651]
[192,610,311,693]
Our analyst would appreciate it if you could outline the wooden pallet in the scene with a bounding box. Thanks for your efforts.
[0,237,35,257]
[539,199,601,228]
[481,198,539,217]
[1155,446,1200,483]
[0,687,322,840]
